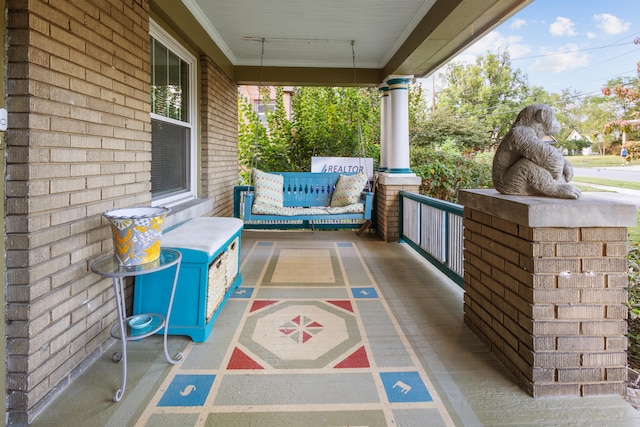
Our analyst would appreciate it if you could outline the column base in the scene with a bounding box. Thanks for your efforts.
[459,189,636,398]
[376,173,421,242]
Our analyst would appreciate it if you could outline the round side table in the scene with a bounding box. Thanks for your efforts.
[91,248,183,402]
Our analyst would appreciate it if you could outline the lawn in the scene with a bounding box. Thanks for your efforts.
[566,154,640,168]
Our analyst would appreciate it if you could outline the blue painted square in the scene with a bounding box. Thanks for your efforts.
[380,371,432,403]
[257,242,273,246]
[351,287,378,298]
[231,287,253,298]
[157,374,215,407]
[337,242,353,247]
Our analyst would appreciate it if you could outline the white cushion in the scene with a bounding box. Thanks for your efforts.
[162,217,243,256]
[330,173,367,207]
[253,169,284,207]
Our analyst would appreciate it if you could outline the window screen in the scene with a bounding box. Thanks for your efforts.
[150,36,192,199]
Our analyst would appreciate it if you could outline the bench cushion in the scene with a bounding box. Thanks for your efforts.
[325,203,365,214]
[162,217,243,256]
[252,202,364,216]
[253,169,284,207]
[330,173,367,207]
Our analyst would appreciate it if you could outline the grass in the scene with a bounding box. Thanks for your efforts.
[566,154,640,167]
[631,216,640,244]
[571,177,640,191]
[573,184,615,192]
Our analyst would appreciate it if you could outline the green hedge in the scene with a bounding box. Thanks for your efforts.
[410,148,493,203]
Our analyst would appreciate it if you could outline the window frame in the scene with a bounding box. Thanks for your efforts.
[149,20,198,206]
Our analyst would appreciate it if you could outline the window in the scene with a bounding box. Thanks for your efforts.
[253,100,275,126]
[150,21,197,205]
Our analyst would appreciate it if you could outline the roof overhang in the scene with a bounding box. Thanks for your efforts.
[150,0,533,86]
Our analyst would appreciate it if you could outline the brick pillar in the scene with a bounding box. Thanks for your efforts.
[459,189,636,398]
[376,174,421,242]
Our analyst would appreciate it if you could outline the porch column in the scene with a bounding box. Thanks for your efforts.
[378,84,389,172]
[386,75,412,173]
[376,75,420,242]
[459,189,636,398]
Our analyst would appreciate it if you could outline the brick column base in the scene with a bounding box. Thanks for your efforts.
[459,189,636,398]
[376,173,421,242]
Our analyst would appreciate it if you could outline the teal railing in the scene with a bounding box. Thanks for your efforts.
[399,191,464,288]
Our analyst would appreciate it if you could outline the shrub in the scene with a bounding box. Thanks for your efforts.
[628,246,640,370]
[410,148,493,203]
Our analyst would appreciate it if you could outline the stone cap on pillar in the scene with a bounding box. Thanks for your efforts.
[378,173,421,186]
[458,189,637,227]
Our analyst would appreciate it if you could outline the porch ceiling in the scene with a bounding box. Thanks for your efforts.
[152,0,533,86]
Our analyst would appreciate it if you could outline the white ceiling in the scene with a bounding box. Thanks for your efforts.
[176,0,533,84]
[184,0,437,69]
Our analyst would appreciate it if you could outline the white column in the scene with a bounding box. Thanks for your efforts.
[378,84,389,172]
[385,75,413,174]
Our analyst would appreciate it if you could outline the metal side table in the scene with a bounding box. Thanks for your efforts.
[91,248,183,402]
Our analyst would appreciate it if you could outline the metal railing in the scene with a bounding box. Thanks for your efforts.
[399,191,464,288]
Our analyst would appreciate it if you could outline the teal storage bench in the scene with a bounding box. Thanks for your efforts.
[133,217,243,342]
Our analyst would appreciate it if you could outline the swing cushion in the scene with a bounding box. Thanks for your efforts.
[325,203,365,214]
[253,169,284,207]
[251,203,330,216]
[330,173,367,207]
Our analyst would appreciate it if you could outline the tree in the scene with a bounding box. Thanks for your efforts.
[290,86,379,164]
[436,50,530,141]
[411,109,492,155]
[238,86,380,181]
[601,76,640,148]
[238,87,292,183]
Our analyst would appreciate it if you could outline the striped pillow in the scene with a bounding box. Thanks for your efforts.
[330,173,367,207]
[253,170,284,207]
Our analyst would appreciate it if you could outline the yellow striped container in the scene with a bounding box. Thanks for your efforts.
[103,207,170,266]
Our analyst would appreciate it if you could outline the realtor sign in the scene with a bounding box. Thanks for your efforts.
[311,157,374,182]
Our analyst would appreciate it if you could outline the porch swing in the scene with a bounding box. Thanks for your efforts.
[233,39,374,229]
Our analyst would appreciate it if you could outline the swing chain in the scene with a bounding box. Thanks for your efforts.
[249,38,266,191]
[351,40,370,192]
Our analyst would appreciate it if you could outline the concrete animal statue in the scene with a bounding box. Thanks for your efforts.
[492,104,581,199]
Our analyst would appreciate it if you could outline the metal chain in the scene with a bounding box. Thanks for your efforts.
[352,40,370,191]
[249,38,265,190]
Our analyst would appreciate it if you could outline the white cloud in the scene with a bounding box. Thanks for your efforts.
[593,13,631,35]
[587,32,597,39]
[463,30,532,59]
[549,17,578,37]
[510,19,527,30]
[530,44,590,73]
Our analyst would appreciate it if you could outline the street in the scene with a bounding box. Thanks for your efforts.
[573,166,640,183]
[572,166,640,207]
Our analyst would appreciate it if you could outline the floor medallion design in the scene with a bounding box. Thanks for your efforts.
[136,239,456,427]
[239,300,362,368]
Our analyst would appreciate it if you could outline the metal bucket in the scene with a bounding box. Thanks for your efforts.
[103,206,170,266]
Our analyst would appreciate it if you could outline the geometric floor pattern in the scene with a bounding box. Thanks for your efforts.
[134,240,455,426]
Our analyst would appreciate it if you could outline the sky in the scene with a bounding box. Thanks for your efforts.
[432,0,639,97]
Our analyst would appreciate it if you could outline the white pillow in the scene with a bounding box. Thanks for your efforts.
[330,173,367,207]
[253,169,284,207]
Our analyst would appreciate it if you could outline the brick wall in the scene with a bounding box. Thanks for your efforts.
[376,177,420,242]
[463,206,629,397]
[200,57,238,217]
[4,1,152,423]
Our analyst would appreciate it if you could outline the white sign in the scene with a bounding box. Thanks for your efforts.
[311,157,374,182]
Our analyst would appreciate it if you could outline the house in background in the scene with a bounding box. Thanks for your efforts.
[238,86,294,124]
[567,129,594,155]
[0,1,536,424]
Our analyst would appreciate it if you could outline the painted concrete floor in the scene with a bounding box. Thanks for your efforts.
[30,230,640,426]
